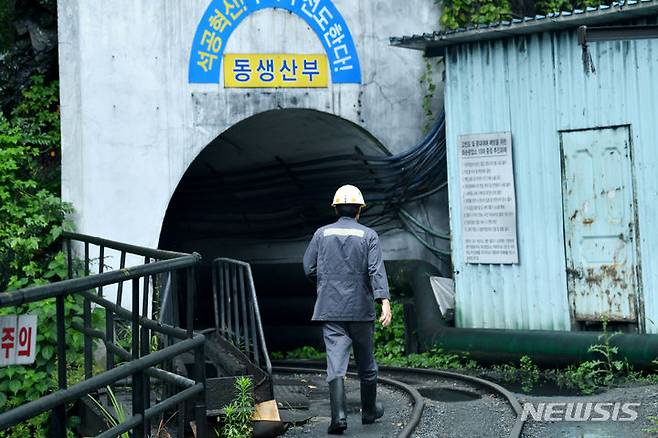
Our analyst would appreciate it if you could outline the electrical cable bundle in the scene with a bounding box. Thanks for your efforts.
[166,114,451,258]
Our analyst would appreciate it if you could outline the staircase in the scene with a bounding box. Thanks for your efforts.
[175,257,274,415]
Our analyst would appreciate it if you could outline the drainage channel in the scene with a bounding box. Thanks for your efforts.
[274,361,525,438]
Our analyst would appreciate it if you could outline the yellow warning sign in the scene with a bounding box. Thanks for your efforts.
[223,54,329,88]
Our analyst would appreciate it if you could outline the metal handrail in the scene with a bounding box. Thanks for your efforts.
[0,255,199,307]
[0,335,204,430]
[62,231,189,260]
[0,233,208,438]
[212,257,272,376]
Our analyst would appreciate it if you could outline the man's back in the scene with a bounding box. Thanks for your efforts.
[303,216,389,321]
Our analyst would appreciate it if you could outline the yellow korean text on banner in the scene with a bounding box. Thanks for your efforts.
[224,54,329,88]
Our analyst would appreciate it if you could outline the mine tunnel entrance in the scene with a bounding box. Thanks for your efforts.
[158,109,395,353]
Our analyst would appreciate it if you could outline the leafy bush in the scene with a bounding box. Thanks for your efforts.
[0,75,84,437]
[436,0,614,31]
[0,75,68,292]
[437,0,512,30]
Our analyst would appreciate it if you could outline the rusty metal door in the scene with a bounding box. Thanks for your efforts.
[561,126,639,323]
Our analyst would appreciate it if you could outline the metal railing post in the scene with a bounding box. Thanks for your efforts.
[186,267,195,338]
[238,266,249,358]
[53,294,67,437]
[141,270,151,434]
[194,342,208,438]
[105,306,114,397]
[212,263,220,333]
[132,277,145,437]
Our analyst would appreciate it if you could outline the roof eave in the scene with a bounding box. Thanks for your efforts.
[390,2,658,56]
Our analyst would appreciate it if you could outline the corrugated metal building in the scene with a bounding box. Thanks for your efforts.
[393,1,658,334]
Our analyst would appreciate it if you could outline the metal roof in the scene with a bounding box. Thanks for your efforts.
[390,0,658,54]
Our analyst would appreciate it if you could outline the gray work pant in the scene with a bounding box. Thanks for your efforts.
[322,322,378,383]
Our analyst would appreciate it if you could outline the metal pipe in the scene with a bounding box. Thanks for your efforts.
[79,290,189,340]
[0,255,200,307]
[132,278,145,437]
[53,295,67,437]
[62,231,189,260]
[408,261,658,368]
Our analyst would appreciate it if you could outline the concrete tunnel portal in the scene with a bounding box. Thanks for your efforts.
[158,108,412,352]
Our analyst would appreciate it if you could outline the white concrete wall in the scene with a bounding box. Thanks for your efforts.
[58,0,445,266]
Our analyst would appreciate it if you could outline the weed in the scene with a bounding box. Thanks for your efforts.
[87,386,129,438]
[491,356,539,393]
[587,319,626,386]
[519,356,540,393]
[218,376,254,438]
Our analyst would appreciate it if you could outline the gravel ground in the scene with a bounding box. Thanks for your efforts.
[280,372,413,438]
[279,370,517,438]
[381,372,515,438]
[519,383,658,438]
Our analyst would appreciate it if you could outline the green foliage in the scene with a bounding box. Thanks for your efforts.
[374,301,406,363]
[518,355,540,393]
[436,0,614,31]
[587,319,627,384]
[0,294,89,437]
[0,75,69,292]
[437,0,511,30]
[0,75,86,437]
[492,355,539,393]
[548,319,629,394]
[383,346,478,370]
[534,0,603,14]
[218,376,255,438]
[87,386,129,438]
[276,345,326,360]
[644,416,658,434]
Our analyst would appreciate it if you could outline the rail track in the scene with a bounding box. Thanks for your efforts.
[274,361,525,438]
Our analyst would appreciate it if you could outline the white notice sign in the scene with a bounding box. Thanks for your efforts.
[458,132,519,264]
[0,315,38,366]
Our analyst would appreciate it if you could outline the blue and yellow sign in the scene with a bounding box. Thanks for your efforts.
[224,54,328,88]
[189,0,361,85]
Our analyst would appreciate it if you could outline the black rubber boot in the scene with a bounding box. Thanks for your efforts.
[360,380,384,424]
[328,378,348,434]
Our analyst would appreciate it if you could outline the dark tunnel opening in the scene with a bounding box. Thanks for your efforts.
[158,109,394,352]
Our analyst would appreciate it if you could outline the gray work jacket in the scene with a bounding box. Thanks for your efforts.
[303,216,390,321]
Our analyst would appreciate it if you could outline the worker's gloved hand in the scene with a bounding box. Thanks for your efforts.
[379,299,392,327]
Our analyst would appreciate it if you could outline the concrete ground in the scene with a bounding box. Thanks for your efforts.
[277,370,517,438]
[278,372,413,438]
[519,383,658,438]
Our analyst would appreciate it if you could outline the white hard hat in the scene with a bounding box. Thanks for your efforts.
[331,185,366,207]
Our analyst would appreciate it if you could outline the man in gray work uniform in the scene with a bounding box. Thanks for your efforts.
[303,184,392,434]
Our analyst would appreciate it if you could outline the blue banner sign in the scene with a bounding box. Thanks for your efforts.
[189,0,361,84]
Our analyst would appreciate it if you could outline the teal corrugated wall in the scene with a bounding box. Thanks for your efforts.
[445,28,658,333]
